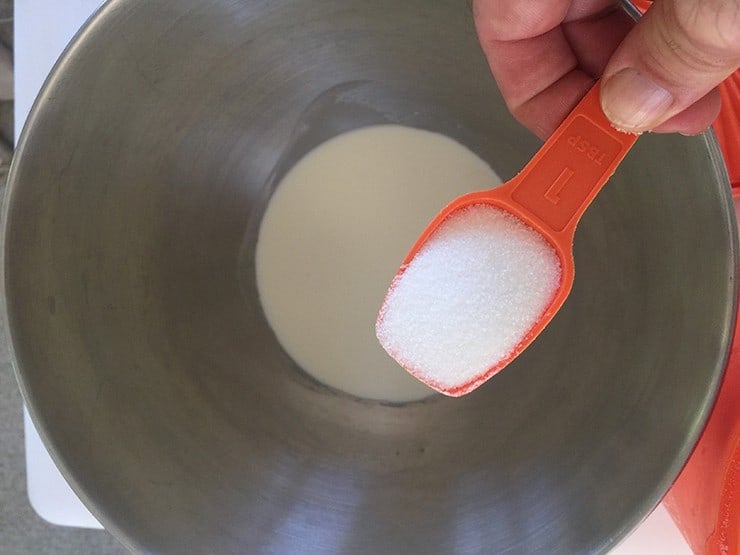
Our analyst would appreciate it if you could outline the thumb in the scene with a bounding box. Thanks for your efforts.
[600,0,740,133]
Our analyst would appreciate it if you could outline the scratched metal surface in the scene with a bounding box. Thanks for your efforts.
[3,1,735,553]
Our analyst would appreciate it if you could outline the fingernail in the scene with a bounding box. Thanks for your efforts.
[601,68,674,132]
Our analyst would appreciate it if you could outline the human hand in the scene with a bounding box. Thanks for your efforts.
[473,0,740,139]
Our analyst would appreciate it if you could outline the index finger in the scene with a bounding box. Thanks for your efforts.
[474,0,631,138]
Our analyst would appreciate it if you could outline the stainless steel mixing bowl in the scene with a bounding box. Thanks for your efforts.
[3,1,737,553]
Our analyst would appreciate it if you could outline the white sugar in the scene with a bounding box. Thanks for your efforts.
[376,204,561,394]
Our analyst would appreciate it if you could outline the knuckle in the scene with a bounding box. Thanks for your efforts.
[671,0,740,61]
[474,0,565,41]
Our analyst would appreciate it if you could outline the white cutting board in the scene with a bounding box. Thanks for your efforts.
[16,0,105,529]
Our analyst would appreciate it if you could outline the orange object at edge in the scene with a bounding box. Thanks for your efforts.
[664,68,740,551]
[618,3,740,554]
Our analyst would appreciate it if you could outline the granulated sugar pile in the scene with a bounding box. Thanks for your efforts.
[376,204,561,395]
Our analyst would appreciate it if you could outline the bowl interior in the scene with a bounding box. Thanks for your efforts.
[3,1,736,553]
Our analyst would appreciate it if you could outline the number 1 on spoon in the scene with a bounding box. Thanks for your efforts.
[376,82,638,397]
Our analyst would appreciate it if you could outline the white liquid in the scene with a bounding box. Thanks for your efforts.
[376,204,561,396]
[256,125,501,402]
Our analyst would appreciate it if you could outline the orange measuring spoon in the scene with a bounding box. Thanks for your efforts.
[376,82,638,396]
